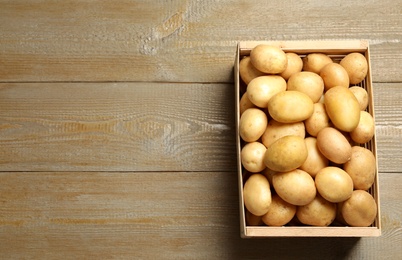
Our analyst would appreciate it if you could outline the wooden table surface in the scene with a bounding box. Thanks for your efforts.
[1,1,401,259]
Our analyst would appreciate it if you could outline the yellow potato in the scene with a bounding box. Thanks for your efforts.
[315,167,353,203]
[247,75,287,108]
[250,45,288,74]
[304,102,330,137]
[239,108,268,142]
[243,173,272,216]
[272,169,316,206]
[261,194,296,226]
[302,53,333,74]
[300,137,329,178]
[349,86,369,111]
[239,92,257,115]
[287,71,324,103]
[344,146,376,190]
[340,52,368,84]
[324,86,360,132]
[263,135,308,172]
[241,142,267,173]
[350,111,375,144]
[316,127,352,164]
[268,90,314,123]
[279,52,303,80]
[340,190,377,227]
[261,119,305,148]
[296,194,336,226]
[320,63,350,91]
[245,209,264,226]
[239,56,266,84]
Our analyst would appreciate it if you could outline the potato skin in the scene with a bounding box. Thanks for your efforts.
[263,135,308,172]
[316,127,352,164]
[324,86,360,132]
[340,190,377,227]
[343,146,376,190]
[261,120,305,148]
[247,75,287,108]
[300,137,329,178]
[340,52,368,84]
[250,45,288,74]
[297,194,337,226]
[320,63,350,91]
[239,56,266,84]
[243,174,272,216]
[304,103,330,137]
[241,142,267,173]
[279,52,303,80]
[315,167,354,203]
[302,53,333,74]
[261,194,296,226]
[239,108,268,142]
[287,71,324,103]
[350,111,375,144]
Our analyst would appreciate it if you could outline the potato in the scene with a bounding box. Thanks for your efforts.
[261,194,296,226]
[304,103,330,137]
[302,53,333,74]
[239,56,266,84]
[349,86,369,111]
[243,173,272,216]
[239,108,268,142]
[300,137,329,178]
[340,190,377,227]
[268,90,314,123]
[344,146,376,190]
[261,119,305,148]
[247,75,287,108]
[239,92,257,115]
[320,63,350,91]
[324,86,360,132]
[316,127,352,164]
[272,169,316,206]
[350,111,375,144]
[241,142,267,173]
[287,71,324,103]
[340,52,368,84]
[263,135,308,172]
[245,209,264,226]
[315,166,354,203]
[262,167,277,184]
[296,194,337,226]
[279,52,303,80]
[250,45,287,74]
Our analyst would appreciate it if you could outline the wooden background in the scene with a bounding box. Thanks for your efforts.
[0,1,401,259]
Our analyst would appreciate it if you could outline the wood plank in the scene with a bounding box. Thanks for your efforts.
[0,82,236,172]
[0,1,401,83]
[1,82,401,172]
[0,171,400,258]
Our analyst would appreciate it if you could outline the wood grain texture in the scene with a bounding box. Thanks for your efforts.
[0,0,401,83]
[1,82,401,172]
[0,171,400,259]
[0,82,236,172]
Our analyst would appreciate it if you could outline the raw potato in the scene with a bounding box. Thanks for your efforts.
[350,111,375,144]
[287,71,324,103]
[349,86,369,111]
[261,120,305,148]
[247,75,287,108]
[320,63,350,91]
[241,142,267,173]
[246,209,264,226]
[296,194,337,226]
[302,53,333,74]
[324,86,360,132]
[239,92,257,115]
[279,52,303,80]
[239,56,266,84]
[263,135,308,172]
[340,52,368,84]
[239,108,268,142]
[268,90,314,123]
[250,45,288,74]
[340,190,377,227]
[304,103,330,137]
[317,127,352,164]
[243,174,272,216]
[315,167,354,203]
[272,169,316,206]
[344,146,376,190]
[261,194,297,226]
[300,137,329,178]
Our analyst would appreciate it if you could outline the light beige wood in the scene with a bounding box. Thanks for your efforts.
[0,171,400,258]
[0,82,236,172]
[0,1,401,82]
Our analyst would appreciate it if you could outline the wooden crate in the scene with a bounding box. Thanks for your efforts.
[234,40,381,237]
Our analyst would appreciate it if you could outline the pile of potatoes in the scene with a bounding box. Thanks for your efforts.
[239,44,377,227]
